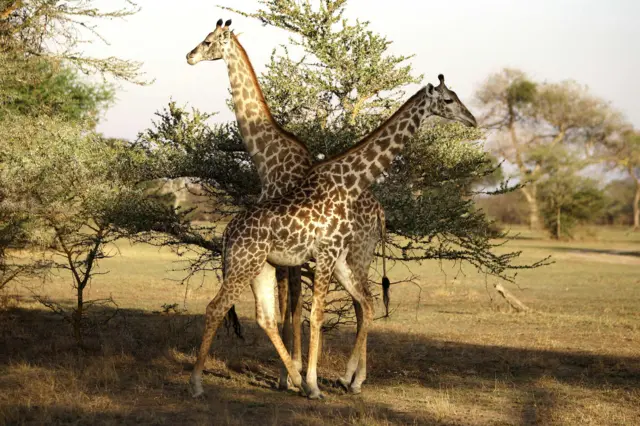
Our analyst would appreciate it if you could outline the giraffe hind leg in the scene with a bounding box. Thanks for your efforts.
[190,275,250,397]
[334,253,374,394]
[277,265,304,391]
[276,266,294,390]
[289,266,304,375]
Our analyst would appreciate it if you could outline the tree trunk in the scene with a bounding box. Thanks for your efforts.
[74,285,84,348]
[556,206,561,239]
[520,185,541,230]
[633,180,640,231]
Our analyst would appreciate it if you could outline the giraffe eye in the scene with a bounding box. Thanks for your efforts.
[203,41,212,47]
[444,99,455,104]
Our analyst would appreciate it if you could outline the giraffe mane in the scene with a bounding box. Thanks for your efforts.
[231,34,310,155]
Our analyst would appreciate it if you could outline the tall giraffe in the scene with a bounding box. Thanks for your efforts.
[188,25,477,398]
[187,19,389,394]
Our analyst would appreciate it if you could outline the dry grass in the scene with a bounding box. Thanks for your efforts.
[1,226,639,425]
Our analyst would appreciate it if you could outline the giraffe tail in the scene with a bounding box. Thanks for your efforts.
[377,205,390,318]
[225,305,244,339]
[221,228,244,340]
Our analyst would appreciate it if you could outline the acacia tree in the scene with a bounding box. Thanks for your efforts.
[0,113,184,345]
[0,0,146,83]
[535,147,605,238]
[0,1,183,345]
[223,1,542,280]
[476,69,624,230]
[139,0,548,324]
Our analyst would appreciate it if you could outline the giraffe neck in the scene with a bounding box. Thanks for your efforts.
[224,35,312,199]
[225,35,286,156]
[313,87,431,201]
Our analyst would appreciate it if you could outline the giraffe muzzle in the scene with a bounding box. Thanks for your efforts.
[465,113,478,128]
[186,51,199,65]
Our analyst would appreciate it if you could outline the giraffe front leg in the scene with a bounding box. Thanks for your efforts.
[306,255,335,400]
[253,263,311,396]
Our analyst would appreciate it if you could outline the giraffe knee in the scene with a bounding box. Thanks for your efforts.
[256,314,277,332]
[362,298,374,322]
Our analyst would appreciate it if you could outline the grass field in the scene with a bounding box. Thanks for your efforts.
[1,226,639,425]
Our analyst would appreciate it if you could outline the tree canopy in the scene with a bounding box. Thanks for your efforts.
[476,68,628,236]
[137,0,548,316]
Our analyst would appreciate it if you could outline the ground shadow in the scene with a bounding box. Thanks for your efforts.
[1,306,638,424]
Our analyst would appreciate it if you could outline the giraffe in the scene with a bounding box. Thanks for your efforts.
[186,19,390,394]
[188,25,477,398]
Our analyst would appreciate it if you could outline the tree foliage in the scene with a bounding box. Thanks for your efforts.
[476,68,627,231]
[0,1,177,344]
[0,112,183,344]
[535,147,605,238]
[1,56,113,124]
[600,130,640,229]
[221,0,543,281]
[137,0,549,322]
[0,0,147,84]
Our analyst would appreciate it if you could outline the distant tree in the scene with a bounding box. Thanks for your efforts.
[474,191,529,225]
[601,130,640,230]
[534,146,605,238]
[476,69,624,230]
[601,179,635,226]
[539,173,605,239]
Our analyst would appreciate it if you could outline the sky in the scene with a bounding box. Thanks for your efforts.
[87,0,640,140]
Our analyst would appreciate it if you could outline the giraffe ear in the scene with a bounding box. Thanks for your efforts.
[224,19,232,27]
[216,19,223,27]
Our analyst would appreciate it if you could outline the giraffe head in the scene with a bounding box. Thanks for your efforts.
[186,19,233,65]
[426,74,477,127]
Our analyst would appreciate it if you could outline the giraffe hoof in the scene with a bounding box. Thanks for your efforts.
[278,376,289,391]
[298,380,313,397]
[279,378,299,392]
[307,390,325,400]
[349,385,362,395]
[189,377,205,398]
[190,385,205,398]
[337,377,351,391]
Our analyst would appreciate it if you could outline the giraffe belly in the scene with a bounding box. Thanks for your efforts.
[266,248,311,267]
